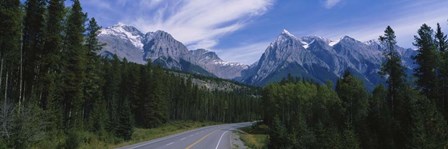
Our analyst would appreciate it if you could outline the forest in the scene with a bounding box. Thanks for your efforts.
[0,0,260,148]
[263,25,448,148]
[2,0,448,149]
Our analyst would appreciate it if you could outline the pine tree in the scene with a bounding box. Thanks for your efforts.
[268,116,291,149]
[104,56,121,133]
[138,62,153,128]
[379,26,406,117]
[62,0,86,129]
[0,0,21,102]
[115,95,133,140]
[406,88,447,148]
[115,59,133,140]
[436,23,448,53]
[146,66,168,128]
[83,18,103,128]
[40,0,65,110]
[0,0,21,63]
[335,71,369,126]
[413,24,438,99]
[435,23,448,118]
[0,1,21,146]
[367,85,394,149]
[22,0,46,102]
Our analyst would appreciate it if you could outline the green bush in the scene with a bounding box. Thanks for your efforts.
[65,131,80,149]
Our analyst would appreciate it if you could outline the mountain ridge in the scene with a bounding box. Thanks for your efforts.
[98,24,417,88]
[98,24,248,79]
[238,30,416,89]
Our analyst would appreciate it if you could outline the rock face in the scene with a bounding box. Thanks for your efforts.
[98,24,146,64]
[98,25,417,88]
[98,24,248,79]
[238,29,416,89]
[187,49,248,79]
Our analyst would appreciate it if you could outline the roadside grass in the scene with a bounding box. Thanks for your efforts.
[238,123,269,149]
[32,121,219,149]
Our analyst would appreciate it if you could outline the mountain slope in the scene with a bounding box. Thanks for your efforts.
[99,25,417,88]
[239,29,417,89]
[98,24,247,79]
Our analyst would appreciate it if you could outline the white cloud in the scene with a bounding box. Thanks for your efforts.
[215,41,271,65]
[324,0,342,9]
[124,0,273,50]
[313,5,448,48]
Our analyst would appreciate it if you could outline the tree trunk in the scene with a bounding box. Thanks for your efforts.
[19,41,23,112]
[4,72,9,108]
[0,58,3,94]
[2,71,10,139]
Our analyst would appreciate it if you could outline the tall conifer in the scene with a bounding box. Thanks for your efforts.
[63,0,86,129]
[413,24,438,99]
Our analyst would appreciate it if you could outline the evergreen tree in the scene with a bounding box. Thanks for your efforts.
[115,59,133,140]
[268,116,291,149]
[335,71,369,126]
[0,0,21,65]
[366,85,394,149]
[85,18,102,57]
[40,0,65,110]
[379,26,406,117]
[104,56,121,134]
[115,95,133,140]
[62,0,86,129]
[436,23,448,53]
[406,87,447,148]
[0,0,21,103]
[22,0,46,102]
[147,66,168,128]
[435,23,448,118]
[413,24,438,99]
[0,1,22,147]
[83,18,103,128]
[335,71,369,148]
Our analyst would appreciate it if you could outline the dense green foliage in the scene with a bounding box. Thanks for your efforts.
[263,26,448,149]
[413,24,438,99]
[436,23,448,120]
[2,1,448,149]
[0,1,260,148]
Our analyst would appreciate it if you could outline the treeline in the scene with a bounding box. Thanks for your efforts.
[263,24,448,148]
[98,57,260,139]
[0,0,260,148]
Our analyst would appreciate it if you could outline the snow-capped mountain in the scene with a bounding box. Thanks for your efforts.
[98,23,146,64]
[98,24,248,79]
[239,29,416,88]
[187,49,248,79]
[98,25,416,88]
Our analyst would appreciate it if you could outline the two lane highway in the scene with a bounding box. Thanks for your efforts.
[118,122,253,149]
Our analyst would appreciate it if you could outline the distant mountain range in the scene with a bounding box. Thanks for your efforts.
[98,24,417,88]
[238,30,417,89]
[98,24,247,79]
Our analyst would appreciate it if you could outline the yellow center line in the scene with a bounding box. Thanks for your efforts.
[185,130,217,149]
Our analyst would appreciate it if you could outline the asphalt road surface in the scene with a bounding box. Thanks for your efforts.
[117,122,253,149]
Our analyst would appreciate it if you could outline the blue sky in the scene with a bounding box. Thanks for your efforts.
[79,0,448,64]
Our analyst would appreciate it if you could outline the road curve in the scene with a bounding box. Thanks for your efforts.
[117,122,253,149]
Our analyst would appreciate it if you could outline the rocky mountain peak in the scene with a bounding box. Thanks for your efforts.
[281,29,295,37]
[240,33,416,88]
[98,24,247,79]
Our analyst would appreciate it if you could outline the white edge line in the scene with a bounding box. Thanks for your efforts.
[215,131,229,149]
[125,126,214,149]
[166,142,174,146]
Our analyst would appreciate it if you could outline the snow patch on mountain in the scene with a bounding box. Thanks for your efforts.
[98,24,248,79]
[99,24,144,49]
[239,29,417,88]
